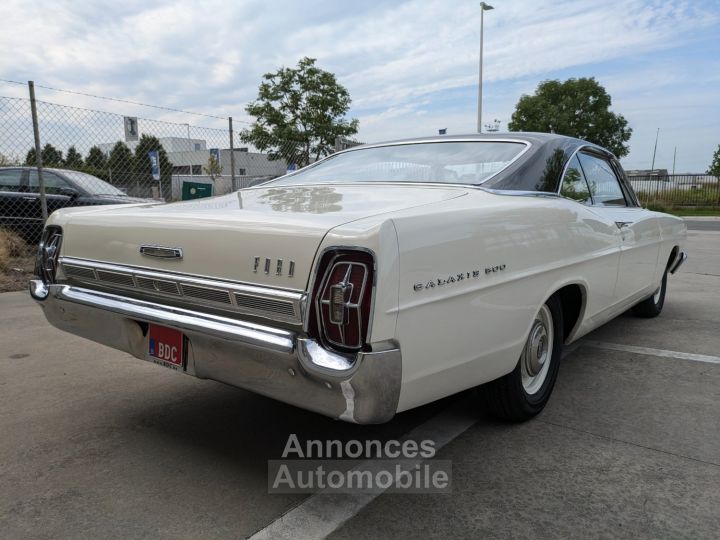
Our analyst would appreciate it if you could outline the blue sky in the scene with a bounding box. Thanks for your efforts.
[1,0,719,172]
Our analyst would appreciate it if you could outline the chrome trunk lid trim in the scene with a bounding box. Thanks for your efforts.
[58,257,305,325]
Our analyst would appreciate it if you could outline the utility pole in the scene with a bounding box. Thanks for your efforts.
[28,81,48,221]
[650,128,660,170]
[477,2,494,133]
[186,123,193,176]
[672,146,677,175]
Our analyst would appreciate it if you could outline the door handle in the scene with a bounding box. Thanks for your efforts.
[615,221,633,229]
[22,196,38,201]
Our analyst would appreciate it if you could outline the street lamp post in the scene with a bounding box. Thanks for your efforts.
[477,2,494,133]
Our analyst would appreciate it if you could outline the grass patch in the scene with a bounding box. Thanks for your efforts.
[636,185,720,207]
[642,203,720,217]
[0,229,35,293]
[667,207,720,217]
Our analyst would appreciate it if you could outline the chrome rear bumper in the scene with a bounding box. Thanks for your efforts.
[669,251,687,274]
[30,281,401,424]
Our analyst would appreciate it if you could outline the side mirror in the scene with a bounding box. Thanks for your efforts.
[58,187,79,199]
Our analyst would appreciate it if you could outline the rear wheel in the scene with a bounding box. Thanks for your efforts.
[479,294,564,422]
[632,269,667,318]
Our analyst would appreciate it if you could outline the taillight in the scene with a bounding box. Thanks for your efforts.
[310,249,374,352]
[35,226,62,285]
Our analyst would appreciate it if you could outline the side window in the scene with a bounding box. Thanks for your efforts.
[611,160,640,207]
[28,171,71,195]
[577,153,627,207]
[560,155,592,204]
[0,169,23,192]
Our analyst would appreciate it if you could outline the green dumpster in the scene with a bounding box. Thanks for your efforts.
[182,181,213,200]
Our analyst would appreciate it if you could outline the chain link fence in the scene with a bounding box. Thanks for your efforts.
[628,174,720,209]
[5,80,715,252]
[1,83,362,246]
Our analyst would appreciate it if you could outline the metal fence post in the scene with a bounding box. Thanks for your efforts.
[229,117,237,190]
[28,81,48,221]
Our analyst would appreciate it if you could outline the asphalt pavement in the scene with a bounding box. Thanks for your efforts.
[685,218,720,231]
[0,230,718,539]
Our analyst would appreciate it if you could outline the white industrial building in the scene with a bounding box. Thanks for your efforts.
[167,147,288,178]
[97,137,287,179]
[96,137,208,155]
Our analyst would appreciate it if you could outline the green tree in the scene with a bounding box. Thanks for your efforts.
[203,154,223,180]
[132,134,172,184]
[0,152,19,166]
[85,146,108,170]
[708,144,720,176]
[40,143,64,167]
[241,57,359,167]
[508,77,632,158]
[25,148,37,166]
[64,146,84,169]
[107,141,135,185]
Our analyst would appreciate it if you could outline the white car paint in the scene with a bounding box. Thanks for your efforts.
[38,137,687,422]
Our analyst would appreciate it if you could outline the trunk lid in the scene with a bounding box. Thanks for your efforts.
[57,184,466,289]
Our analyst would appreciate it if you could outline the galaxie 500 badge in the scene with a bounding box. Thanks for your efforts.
[414,264,506,291]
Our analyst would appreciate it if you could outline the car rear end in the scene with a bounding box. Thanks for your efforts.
[28,191,411,423]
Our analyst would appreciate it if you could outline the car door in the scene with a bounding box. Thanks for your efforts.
[577,151,660,302]
[558,155,622,317]
[0,168,36,237]
[28,170,76,216]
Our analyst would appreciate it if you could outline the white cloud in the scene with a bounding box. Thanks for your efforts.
[0,0,718,170]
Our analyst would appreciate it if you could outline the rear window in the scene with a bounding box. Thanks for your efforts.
[270,141,527,186]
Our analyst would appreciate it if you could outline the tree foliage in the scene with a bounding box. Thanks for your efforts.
[708,144,720,176]
[85,146,108,170]
[107,141,134,184]
[24,148,36,166]
[133,134,172,183]
[0,152,19,166]
[240,57,359,167]
[203,155,223,180]
[40,143,63,167]
[508,77,632,158]
[65,146,84,168]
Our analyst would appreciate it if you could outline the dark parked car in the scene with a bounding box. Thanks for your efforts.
[0,167,154,242]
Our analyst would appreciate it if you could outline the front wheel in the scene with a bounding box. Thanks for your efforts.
[478,294,564,422]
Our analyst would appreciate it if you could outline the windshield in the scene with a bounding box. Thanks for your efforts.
[61,170,127,196]
[270,141,527,186]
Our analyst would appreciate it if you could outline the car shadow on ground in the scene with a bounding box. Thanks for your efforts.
[119,380,460,468]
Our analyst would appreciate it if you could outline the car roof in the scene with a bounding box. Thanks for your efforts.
[351,131,597,149]
[0,166,68,173]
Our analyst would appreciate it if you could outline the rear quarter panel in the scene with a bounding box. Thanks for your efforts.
[654,211,687,279]
[390,190,622,412]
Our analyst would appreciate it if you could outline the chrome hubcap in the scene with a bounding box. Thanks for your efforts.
[521,304,554,395]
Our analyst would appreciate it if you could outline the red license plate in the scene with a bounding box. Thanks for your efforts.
[148,324,184,368]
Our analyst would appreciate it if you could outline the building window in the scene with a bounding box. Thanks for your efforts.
[194,143,201,151]
[192,165,202,175]
[172,165,191,175]
[238,168,246,176]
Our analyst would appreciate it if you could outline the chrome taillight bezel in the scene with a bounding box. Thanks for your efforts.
[35,226,63,285]
[308,247,375,353]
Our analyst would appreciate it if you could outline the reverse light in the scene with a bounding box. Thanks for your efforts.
[329,283,350,324]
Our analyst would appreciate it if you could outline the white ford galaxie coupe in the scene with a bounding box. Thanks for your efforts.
[30,134,687,423]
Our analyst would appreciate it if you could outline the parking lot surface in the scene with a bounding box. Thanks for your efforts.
[1,229,718,539]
